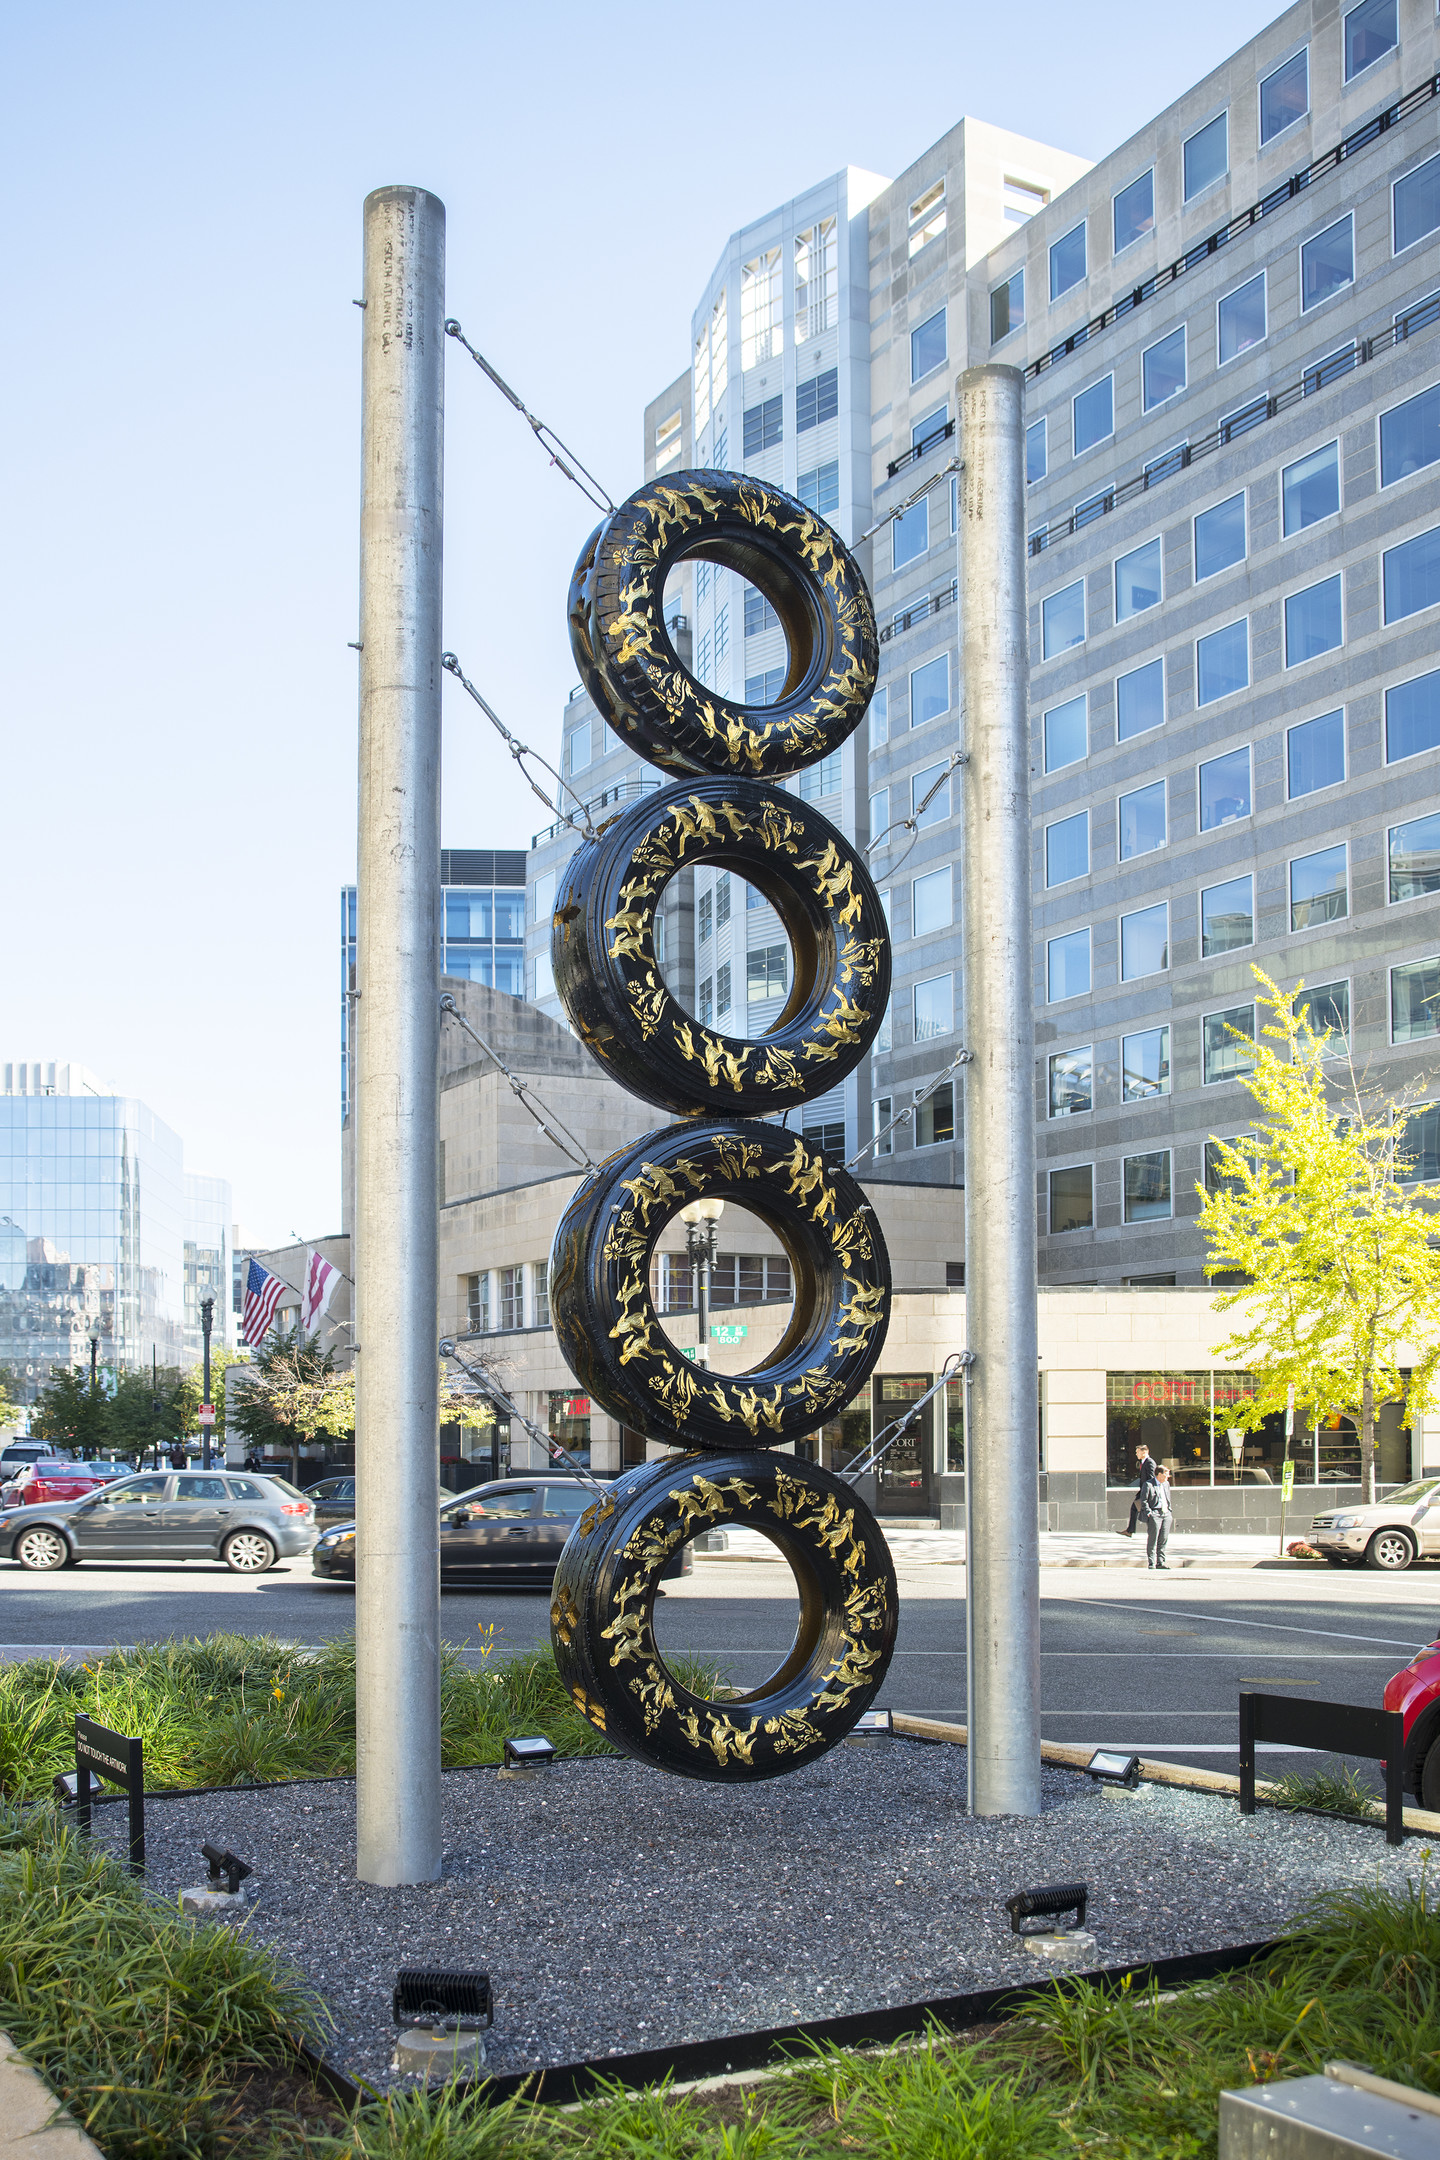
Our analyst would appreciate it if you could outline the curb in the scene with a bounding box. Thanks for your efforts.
[0,2032,103,2158]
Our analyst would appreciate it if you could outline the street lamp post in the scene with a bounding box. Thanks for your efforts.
[88,1335,99,1464]
[200,1295,215,1470]
[680,1199,725,1365]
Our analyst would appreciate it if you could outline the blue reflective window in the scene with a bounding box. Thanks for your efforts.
[1044,694,1087,772]
[1260,49,1308,143]
[1202,875,1254,955]
[1301,217,1354,312]
[892,497,929,570]
[1392,957,1440,1041]
[1114,170,1155,254]
[1345,0,1397,81]
[1194,493,1246,579]
[990,271,1024,343]
[1285,574,1344,664]
[1282,441,1339,533]
[1047,928,1091,1001]
[1042,580,1085,657]
[1115,538,1162,621]
[1124,1151,1172,1222]
[1119,779,1166,859]
[1050,223,1086,301]
[1120,902,1168,981]
[1116,657,1165,740]
[797,460,839,515]
[1380,384,1440,487]
[1122,1027,1171,1102]
[1218,274,1266,364]
[1142,326,1186,410]
[1386,671,1440,763]
[1196,620,1249,704]
[1046,811,1089,886]
[1394,152,1440,254]
[1291,845,1348,930]
[1383,526,1440,623]
[1184,112,1228,200]
[1026,419,1047,485]
[795,368,837,433]
[1073,376,1113,455]
[1288,709,1345,795]
[910,653,950,727]
[1390,813,1440,903]
[1199,744,1251,828]
[912,763,950,830]
[911,308,946,382]
[1203,1004,1256,1085]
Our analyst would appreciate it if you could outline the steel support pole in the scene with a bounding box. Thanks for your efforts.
[355,185,446,1886]
[958,364,1042,1817]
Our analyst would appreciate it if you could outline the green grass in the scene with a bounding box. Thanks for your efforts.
[0,1635,725,1801]
[1266,1765,1380,1820]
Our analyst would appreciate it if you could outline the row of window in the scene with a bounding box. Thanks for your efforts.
[1048,981,1350,1122]
[466,1262,549,1334]
[991,8,1423,345]
[654,1251,793,1312]
[737,368,839,460]
[1042,517,1440,667]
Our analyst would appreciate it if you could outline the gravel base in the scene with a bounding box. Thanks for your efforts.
[91,1742,1432,2087]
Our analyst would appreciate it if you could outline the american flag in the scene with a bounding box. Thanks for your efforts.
[242,1257,285,1347]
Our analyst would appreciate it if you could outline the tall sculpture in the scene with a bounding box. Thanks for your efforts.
[548,471,897,1781]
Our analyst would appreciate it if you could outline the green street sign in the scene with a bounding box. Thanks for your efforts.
[711,1324,748,1343]
[1280,1458,1295,1503]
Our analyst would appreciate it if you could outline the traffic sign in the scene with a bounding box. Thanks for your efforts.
[198,1405,216,1426]
[711,1324,747,1343]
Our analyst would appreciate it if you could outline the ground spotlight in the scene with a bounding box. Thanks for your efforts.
[502,1735,557,1770]
[393,1968,494,2030]
[1005,1882,1088,1936]
[1085,1749,1142,1789]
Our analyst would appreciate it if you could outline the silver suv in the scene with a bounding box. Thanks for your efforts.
[0,1471,317,1573]
[1310,1478,1440,1571]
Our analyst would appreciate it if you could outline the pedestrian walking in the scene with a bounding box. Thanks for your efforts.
[1122,1443,1159,1538]
[1143,1464,1173,1570]
[168,1440,187,1471]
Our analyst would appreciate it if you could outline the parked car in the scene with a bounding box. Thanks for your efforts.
[1383,1626,1440,1809]
[0,1443,69,1473]
[1309,1479,1440,1571]
[312,1476,694,1587]
[305,1474,357,1528]
[0,1471,317,1573]
[7,1461,110,1509]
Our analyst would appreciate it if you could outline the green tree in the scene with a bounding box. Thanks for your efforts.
[230,1327,352,1478]
[0,1365,23,1427]
[1198,968,1440,1503]
[32,1365,112,1455]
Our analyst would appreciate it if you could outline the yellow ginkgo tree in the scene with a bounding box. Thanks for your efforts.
[1198,968,1440,1504]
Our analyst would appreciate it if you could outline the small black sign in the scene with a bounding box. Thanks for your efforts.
[1239,1693,1404,1846]
[75,1713,145,1873]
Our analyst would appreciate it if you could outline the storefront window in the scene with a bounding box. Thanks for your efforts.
[548,1390,591,1468]
[816,1406,870,1477]
[1107,1371,1406,1486]
[945,1378,965,1471]
[1107,1372,1212,1486]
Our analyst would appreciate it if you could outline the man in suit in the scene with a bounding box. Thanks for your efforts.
[1122,1443,1159,1538]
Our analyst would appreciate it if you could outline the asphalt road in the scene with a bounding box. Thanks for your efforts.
[3,1553,1436,1783]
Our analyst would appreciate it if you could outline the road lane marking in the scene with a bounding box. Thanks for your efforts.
[1052,1596,1431,1652]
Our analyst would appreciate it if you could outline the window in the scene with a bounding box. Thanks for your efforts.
[1203,1004,1256,1084]
[1198,744,1251,828]
[1005,178,1047,224]
[1042,579,1085,657]
[1282,440,1340,533]
[1390,814,1440,902]
[797,751,841,799]
[1394,152,1440,254]
[1285,575,1344,664]
[741,248,782,368]
[794,223,837,341]
[1196,620,1249,705]
[1050,1165,1094,1233]
[915,1083,955,1147]
[744,587,780,637]
[1388,671,1440,762]
[1202,874,1254,955]
[1121,901,1169,980]
[990,270,1024,343]
[716,961,731,1015]
[1288,708,1345,796]
[747,944,788,1000]
[795,366,838,434]
[911,308,946,383]
[1194,494,1246,580]
[1114,169,1155,254]
[1074,483,1112,529]
[499,1265,524,1330]
[1184,112,1228,200]
[1119,779,1166,859]
[1383,526,1440,623]
[569,724,591,774]
[892,497,929,569]
[533,954,555,1001]
[715,604,729,662]
[1115,537,1162,620]
[910,653,950,728]
[1125,1151,1172,1222]
[1141,326,1187,415]
[654,409,683,470]
[869,787,888,839]
[1117,657,1165,740]
[742,395,783,456]
[532,1260,550,1328]
[797,461,839,515]
[1123,1026,1171,1101]
[1398,1103,1440,1185]
[1344,0,1397,81]
[1044,694,1087,771]
[1026,418,1047,484]
[1205,1136,1257,1194]
[1072,375,1113,455]
[1380,383,1440,487]
[1393,956,1440,1040]
[1295,979,1350,1054]
[698,976,713,1024]
[1049,1047,1093,1117]
[746,883,763,911]
[467,1271,489,1333]
[1291,845,1348,930]
[912,405,947,453]
[1260,49,1308,143]
[914,975,953,1040]
[715,874,731,925]
[1305,340,1358,393]
[909,177,946,256]
[1145,440,1189,483]
[912,866,952,935]
[1300,216,1354,314]
[1047,928,1091,1001]
[872,1096,892,1157]
[1049,222,1086,301]
[876,996,892,1052]
[698,890,712,942]
[1218,273,1266,364]
[912,763,950,829]
[1046,811,1089,886]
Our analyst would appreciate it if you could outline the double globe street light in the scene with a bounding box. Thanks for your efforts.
[678,1197,724,1367]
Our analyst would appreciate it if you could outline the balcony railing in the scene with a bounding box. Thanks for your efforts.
[878,577,957,645]
[886,417,957,480]
[531,776,662,849]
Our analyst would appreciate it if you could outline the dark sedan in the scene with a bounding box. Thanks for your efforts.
[312,1476,692,1586]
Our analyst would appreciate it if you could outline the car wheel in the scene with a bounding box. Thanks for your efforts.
[223,1530,276,1573]
[16,1526,69,1571]
[1422,1741,1440,1813]
[1364,1528,1415,1572]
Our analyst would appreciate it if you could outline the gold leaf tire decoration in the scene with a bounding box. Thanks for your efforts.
[551,1450,898,1780]
[569,470,878,781]
[552,775,890,1118]
[548,1118,891,1452]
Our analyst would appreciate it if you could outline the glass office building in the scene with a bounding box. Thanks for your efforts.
[0,1065,188,1400]
[183,1172,234,1359]
[340,848,526,1120]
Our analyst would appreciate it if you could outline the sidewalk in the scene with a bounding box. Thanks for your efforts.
[697,1525,1286,1569]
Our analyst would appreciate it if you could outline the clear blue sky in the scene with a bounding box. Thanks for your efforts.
[3,0,1281,1247]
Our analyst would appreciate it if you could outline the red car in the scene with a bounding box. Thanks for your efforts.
[1384,1629,1440,1810]
[11,1462,108,1508]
